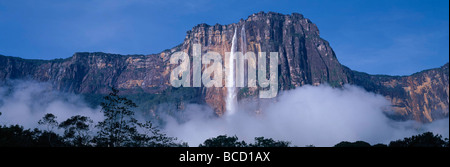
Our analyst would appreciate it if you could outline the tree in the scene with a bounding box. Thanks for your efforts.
[372,143,388,147]
[95,88,140,147]
[199,135,247,147]
[94,88,182,147]
[249,137,291,147]
[38,113,59,146]
[132,121,178,147]
[0,125,35,147]
[389,132,447,147]
[59,115,93,147]
[334,141,371,147]
[35,130,66,147]
[199,135,292,147]
[0,125,65,147]
[38,113,58,132]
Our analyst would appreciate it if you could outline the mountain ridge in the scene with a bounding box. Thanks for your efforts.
[0,12,448,122]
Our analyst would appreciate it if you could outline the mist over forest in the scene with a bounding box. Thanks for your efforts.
[1,80,448,147]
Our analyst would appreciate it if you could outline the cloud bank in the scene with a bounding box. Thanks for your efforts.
[0,81,448,146]
[163,85,449,146]
[0,81,103,130]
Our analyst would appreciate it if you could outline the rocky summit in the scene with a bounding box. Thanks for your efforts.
[0,12,448,122]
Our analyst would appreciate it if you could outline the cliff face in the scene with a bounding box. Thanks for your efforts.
[178,12,350,115]
[347,63,449,122]
[0,12,448,122]
[0,52,171,94]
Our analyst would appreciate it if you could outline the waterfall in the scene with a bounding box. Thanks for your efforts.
[226,25,246,116]
[240,25,247,54]
[226,29,238,115]
[240,25,247,87]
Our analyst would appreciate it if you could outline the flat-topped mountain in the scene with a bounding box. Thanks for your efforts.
[0,12,448,122]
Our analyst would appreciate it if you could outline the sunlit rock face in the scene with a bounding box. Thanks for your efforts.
[0,12,448,122]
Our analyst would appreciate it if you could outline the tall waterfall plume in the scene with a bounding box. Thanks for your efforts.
[226,29,238,115]
[226,25,247,116]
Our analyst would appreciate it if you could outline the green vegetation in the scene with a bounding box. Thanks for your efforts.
[59,115,93,147]
[334,141,371,147]
[0,88,183,147]
[94,87,141,147]
[238,87,250,98]
[0,90,448,147]
[199,135,291,147]
[250,137,291,147]
[0,125,66,147]
[199,135,248,147]
[92,87,182,147]
[82,87,201,118]
[333,132,449,147]
[389,132,449,147]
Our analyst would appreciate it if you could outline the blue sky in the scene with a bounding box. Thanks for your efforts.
[0,0,448,75]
